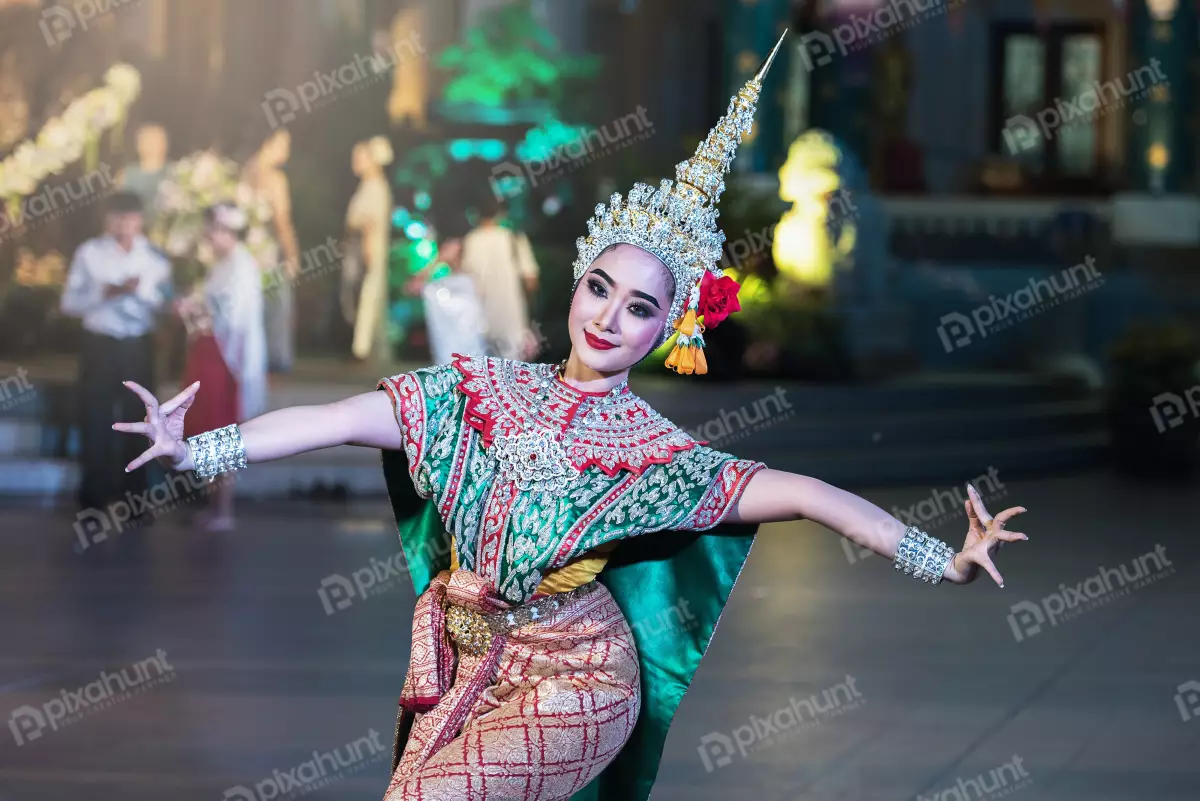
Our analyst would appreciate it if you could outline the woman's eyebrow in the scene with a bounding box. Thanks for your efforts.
[590,267,662,309]
[630,290,662,309]
[590,268,615,285]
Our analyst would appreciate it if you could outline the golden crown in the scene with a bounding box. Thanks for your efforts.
[572,30,788,339]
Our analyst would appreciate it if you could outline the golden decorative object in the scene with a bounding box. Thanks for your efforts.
[445,604,494,657]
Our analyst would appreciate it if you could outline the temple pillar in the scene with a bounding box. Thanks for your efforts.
[1125,0,1197,193]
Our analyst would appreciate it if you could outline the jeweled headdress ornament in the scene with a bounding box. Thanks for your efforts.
[572,30,787,375]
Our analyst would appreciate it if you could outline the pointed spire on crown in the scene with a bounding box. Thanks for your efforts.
[674,29,788,205]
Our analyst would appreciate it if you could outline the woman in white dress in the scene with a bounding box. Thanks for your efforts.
[459,198,541,360]
[176,203,267,530]
[345,136,395,364]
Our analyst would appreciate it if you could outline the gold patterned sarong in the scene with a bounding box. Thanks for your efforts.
[384,569,641,800]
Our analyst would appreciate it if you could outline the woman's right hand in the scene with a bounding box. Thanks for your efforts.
[113,381,201,472]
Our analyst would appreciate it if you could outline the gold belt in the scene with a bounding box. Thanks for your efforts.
[444,582,599,657]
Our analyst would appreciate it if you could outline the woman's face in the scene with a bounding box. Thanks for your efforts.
[568,244,675,374]
[204,221,238,257]
[351,143,369,177]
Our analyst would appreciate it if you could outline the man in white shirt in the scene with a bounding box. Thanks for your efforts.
[61,191,171,513]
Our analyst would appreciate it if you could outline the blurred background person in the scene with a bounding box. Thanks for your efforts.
[343,135,396,367]
[460,197,541,360]
[176,202,266,531]
[241,128,299,373]
[117,123,170,230]
[59,191,170,512]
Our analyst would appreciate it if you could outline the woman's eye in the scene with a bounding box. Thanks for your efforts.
[587,280,607,297]
[627,304,650,319]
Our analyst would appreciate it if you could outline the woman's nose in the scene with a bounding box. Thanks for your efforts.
[594,301,620,333]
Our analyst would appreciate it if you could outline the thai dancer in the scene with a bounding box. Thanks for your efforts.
[113,33,1028,801]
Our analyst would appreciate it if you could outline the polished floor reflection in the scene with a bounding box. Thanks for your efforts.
[1,470,1198,801]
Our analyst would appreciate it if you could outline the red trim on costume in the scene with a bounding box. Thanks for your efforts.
[684,459,766,531]
[379,373,427,487]
[450,353,699,478]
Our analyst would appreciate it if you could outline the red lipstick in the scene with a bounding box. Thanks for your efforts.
[584,331,617,351]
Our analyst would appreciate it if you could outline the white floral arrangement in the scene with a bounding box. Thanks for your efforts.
[0,63,140,220]
[151,150,277,271]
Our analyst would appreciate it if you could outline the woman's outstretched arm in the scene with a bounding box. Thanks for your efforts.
[114,381,401,473]
[728,468,1028,587]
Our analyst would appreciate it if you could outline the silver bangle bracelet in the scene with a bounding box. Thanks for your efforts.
[893,526,955,585]
[187,424,247,481]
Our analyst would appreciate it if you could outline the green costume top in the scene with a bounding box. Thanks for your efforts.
[380,354,764,800]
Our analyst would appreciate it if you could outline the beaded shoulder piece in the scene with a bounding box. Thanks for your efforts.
[452,354,697,477]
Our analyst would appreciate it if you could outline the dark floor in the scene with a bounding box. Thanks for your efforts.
[1,470,1198,801]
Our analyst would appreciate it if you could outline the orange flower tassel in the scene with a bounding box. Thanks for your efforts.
[692,345,707,375]
[664,344,682,371]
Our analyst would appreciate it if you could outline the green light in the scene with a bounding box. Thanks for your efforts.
[448,139,474,161]
[392,207,411,229]
[414,191,431,210]
[405,221,428,239]
[415,240,436,259]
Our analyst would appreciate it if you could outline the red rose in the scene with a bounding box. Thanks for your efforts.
[698,272,741,328]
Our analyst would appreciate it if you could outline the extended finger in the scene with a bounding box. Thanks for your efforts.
[161,381,201,416]
[123,381,159,413]
[970,549,1005,588]
[993,529,1028,542]
[964,498,985,534]
[967,483,993,524]
[112,422,153,436]
[125,445,161,473]
[993,506,1027,528]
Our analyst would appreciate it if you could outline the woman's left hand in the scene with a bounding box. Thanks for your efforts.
[942,484,1028,587]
